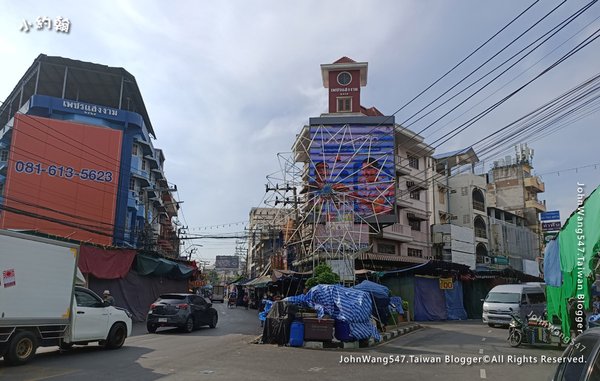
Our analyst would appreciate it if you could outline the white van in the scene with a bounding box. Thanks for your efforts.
[482,283,546,327]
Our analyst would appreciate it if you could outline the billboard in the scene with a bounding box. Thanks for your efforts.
[1,114,123,245]
[307,124,396,224]
[214,256,240,269]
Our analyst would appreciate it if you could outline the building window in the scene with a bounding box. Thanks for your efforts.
[0,150,8,162]
[408,155,419,169]
[439,190,445,204]
[132,144,139,156]
[407,248,422,257]
[378,243,396,255]
[0,183,3,195]
[142,160,147,171]
[408,219,421,231]
[410,190,420,200]
[129,177,135,191]
[337,97,352,112]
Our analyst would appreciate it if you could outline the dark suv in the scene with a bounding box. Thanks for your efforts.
[146,293,218,333]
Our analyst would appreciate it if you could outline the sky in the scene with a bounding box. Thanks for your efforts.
[1,1,599,265]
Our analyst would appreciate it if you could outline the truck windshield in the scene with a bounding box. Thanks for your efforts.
[485,292,520,303]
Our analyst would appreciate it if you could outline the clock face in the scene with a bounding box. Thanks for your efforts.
[337,72,352,86]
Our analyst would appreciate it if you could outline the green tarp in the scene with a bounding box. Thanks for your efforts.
[134,255,194,279]
[548,185,600,338]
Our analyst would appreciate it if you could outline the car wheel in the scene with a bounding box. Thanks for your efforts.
[147,324,157,333]
[5,331,38,366]
[209,313,218,329]
[105,323,127,349]
[59,341,74,350]
[487,323,495,328]
[183,317,194,333]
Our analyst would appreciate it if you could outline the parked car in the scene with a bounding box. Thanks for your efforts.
[482,283,546,327]
[552,328,600,381]
[146,293,218,333]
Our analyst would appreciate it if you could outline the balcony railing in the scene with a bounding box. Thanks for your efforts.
[474,228,487,239]
[524,176,545,193]
[472,200,485,212]
[525,199,546,212]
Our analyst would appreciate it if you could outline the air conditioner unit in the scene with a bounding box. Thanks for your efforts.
[433,233,444,244]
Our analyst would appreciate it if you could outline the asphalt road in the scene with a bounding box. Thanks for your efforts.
[0,303,564,381]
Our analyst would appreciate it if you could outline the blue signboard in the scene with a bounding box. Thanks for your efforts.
[541,210,560,221]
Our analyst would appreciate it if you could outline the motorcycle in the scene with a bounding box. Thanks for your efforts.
[507,308,563,348]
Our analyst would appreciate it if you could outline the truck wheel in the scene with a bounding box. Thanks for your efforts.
[147,324,157,333]
[105,323,127,349]
[59,342,74,350]
[5,331,38,366]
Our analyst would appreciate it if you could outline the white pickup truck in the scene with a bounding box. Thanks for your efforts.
[0,230,132,365]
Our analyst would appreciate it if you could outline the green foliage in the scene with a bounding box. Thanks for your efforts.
[305,264,340,289]
[207,270,220,286]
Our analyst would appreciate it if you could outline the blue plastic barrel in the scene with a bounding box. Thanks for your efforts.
[335,319,352,342]
[289,321,304,347]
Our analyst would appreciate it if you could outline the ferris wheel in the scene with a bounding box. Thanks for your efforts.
[264,123,396,272]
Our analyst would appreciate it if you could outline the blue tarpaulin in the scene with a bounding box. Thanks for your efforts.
[414,277,447,321]
[543,237,562,287]
[445,281,467,320]
[389,296,404,314]
[285,285,380,341]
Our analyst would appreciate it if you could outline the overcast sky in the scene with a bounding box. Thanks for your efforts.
[2,1,599,264]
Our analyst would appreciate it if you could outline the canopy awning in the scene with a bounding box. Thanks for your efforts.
[244,275,273,288]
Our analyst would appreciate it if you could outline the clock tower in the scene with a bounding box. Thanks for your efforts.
[320,57,368,114]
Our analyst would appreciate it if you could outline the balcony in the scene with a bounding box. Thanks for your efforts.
[472,200,485,213]
[395,157,412,176]
[524,176,545,193]
[525,199,546,213]
[381,224,413,243]
[396,196,413,209]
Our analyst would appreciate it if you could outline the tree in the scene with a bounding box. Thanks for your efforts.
[206,270,220,286]
[305,263,340,289]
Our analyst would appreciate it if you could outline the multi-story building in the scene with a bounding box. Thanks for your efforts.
[289,57,434,272]
[430,146,542,274]
[247,207,284,278]
[0,54,179,256]
[486,144,545,237]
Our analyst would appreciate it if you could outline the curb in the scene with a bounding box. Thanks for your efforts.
[303,322,422,350]
[254,323,422,349]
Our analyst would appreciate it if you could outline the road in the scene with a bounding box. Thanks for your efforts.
[0,303,562,381]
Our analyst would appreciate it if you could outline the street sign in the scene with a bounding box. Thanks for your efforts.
[541,210,560,221]
[543,232,558,243]
[542,221,562,231]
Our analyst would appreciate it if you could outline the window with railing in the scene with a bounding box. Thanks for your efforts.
[407,248,422,257]
[408,155,419,169]
[0,150,8,162]
[408,219,421,231]
[410,190,420,200]
[129,177,135,191]
[473,200,485,212]
[378,243,396,254]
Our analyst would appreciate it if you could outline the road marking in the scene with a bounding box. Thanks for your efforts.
[480,369,487,379]
[479,348,484,354]
[488,330,492,333]
[481,338,486,341]
[308,367,323,372]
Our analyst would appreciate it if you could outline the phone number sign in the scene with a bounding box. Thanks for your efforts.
[14,160,114,183]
